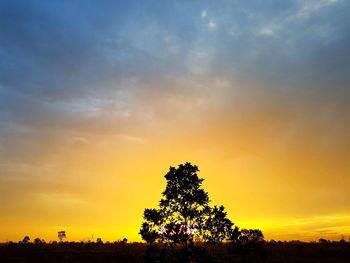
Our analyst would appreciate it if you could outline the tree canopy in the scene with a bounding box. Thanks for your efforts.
[139,162,237,245]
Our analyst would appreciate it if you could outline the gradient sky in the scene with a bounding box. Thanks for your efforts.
[1,0,350,242]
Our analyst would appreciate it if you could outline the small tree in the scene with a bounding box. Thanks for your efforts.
[239,229,264,243]
[202,205,234,243]
[34,238,45,245]
[140,162,235,246]
[58,231,66,242]
[22,236,30,244]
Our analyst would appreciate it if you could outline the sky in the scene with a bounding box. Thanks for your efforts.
[0,0,350,242]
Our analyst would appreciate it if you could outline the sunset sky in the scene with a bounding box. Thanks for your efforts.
[1,0,350,242]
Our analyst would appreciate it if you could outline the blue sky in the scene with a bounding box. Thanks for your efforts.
[1,0,349,157]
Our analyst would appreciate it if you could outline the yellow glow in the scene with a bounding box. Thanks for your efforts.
[1,80,349,243]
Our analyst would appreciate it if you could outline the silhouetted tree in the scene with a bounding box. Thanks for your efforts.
[319,238,329,244]
[140,162,236,247]
[22,236,30,244]
[34,237,45,245]
[230,226,241,243]
[202,205,234,243]
[58,230,66,242]
[239,229,264,243]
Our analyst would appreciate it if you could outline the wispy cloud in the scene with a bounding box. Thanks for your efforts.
[0,0,349,241]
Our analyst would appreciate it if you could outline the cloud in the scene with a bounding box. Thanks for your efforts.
[0,0,350,241]
[0,0,349,171]
[208,20,216,30]
[296,0,339,19]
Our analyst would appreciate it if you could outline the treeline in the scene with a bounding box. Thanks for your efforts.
[1,240,350,263]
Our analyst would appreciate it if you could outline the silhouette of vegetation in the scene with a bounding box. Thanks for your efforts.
[58,231,66,242]
[202,205,238,243]
[34,238,46,245]
[139,162,267,262]
[21,236,30,244]
[3,163,348,262]
[319,238,330,244]
[1,239,350,262]
[140,162,237,248]
[239,229,264,243]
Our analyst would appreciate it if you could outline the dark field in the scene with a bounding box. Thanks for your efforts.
[1,241,350,263]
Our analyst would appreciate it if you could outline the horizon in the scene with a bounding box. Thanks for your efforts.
[1,0,350,243]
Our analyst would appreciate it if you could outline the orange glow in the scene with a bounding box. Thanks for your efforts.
[1,80,349,242]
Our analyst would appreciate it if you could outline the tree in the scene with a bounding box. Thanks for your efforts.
[34,238,45,245]
[202,205,235,243]
[239,229,264,243]
[58,231,66,242]
[139,162,236,246]
[22,236,30,244]
[318,238,329,244]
